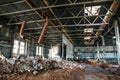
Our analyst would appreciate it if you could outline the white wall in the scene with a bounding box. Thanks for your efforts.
[48,44,60,59]
[62,35,73,59]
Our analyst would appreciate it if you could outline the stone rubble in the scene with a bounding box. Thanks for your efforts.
[0,54,120,80]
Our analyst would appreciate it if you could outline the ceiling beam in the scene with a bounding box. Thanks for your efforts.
[24,23,106,30]
[25,29,103,34]
[0,0,24,7]
[95,0,120,45]
[0,0,113,16]
[7,14,108,25]
[32,33,87,37]
[24,0,61,41]
[96,0,120,35]
[42,0,74,44]
[8,21,108,26]
[24,23,103,31]
[71,37,98,39]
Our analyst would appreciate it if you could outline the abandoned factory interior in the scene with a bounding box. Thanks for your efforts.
[0,0,120,80]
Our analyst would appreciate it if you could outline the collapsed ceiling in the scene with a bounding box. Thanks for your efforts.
[0,0,120,46]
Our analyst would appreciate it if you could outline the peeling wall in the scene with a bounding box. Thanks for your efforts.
[43,46,49,58]
[0,43,12,58]
[74,46,117,59]
[0,17,15,58]
[62,35,73,59]
[27,43,36,57]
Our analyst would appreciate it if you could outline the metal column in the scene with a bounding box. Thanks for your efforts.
[25,41,28,56]
[93,46,96,59]
[101,36,106,59]
[42,45,44,59]
[114,19,120,65]
[62,34,64,59]
[97,42,100,60]
[62,41,64,59]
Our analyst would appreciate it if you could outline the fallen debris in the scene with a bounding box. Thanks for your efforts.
[0,54,120,80]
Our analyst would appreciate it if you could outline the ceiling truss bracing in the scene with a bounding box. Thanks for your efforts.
[0,0,118,46]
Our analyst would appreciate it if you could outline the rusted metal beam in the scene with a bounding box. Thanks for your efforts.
[38,16,49,44]
[24,0,43,19]
[24,0,61,37]
[19,21,26,38]
[96,0,120,35]
[0,0,113,16]
[42,0,74,44]
[95,0,120,45]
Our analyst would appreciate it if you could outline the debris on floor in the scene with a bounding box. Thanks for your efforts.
[0,54,120,80]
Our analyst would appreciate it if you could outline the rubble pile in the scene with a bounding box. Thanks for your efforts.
[0,54,120,80]
[0,54,86,75]
[58,60,85,70]
[0,56,60,75]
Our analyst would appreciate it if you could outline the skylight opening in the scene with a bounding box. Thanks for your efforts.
[84,36,91,40]
[85,6,101,16]
[84,28,93,33]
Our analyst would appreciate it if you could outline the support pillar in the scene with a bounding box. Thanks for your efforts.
[93,46,96,59]
[62,34,64,59]
[62,41,64,59]
[42,45,44,59]
[25,41,28,56]
[97,42,100,60]
[114,19,120,65]
[101,36,106,59]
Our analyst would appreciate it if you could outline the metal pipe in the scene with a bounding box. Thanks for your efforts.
[19,21,26,38]
[19,21,32,44]
[95,0,120,45]
[24,0,61,36]
[38,16,49,44]
[96,0,120,34]
[42,0,73,44]
[0,0,113,16]
[103,0,120,24]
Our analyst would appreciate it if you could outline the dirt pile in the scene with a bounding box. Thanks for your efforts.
[2,68,120,80]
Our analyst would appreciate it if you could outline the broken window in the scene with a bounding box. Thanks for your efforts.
[36,46,42,56]
[13,40,25,56]
[12,40,19,55]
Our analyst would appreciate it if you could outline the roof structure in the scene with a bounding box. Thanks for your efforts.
[0,0,120,46]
